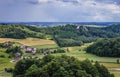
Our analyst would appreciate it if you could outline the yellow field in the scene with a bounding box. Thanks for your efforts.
[0,38,56,46]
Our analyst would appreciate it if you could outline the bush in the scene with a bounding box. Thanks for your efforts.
[0,54,5,58]
[5,68,13,73]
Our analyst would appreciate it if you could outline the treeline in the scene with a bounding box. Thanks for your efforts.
[40,24,120,47]
[86,38,120,57]
[13,55,114,77]
[0,24,120,47]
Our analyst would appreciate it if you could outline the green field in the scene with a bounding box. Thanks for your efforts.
[51,50,120,63]
[0,71,12,77]
[0,39,120,77]
[32,44,58,49]
[51,50,120,77]
[0,58,15,71]
[0,50,120,77]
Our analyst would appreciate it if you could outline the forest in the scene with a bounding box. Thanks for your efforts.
[86,38,120,57]
[0,24,120,47]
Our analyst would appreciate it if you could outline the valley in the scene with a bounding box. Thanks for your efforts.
[0,24,120,77]
[0,38,120,77]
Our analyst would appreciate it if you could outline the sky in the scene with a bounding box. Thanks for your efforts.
[0,0,120,22]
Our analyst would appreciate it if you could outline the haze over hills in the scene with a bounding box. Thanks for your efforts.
[1,22,120,27]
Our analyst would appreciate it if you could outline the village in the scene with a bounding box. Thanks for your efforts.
[7,42,66,62]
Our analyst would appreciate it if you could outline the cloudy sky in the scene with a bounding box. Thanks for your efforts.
[0,0,120,22]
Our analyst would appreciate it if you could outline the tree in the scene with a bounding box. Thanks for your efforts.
[81,59,99,77]
[13,55,114,77]
[86,38,120,57]
[94,61,113,77]
[116,59,119,64]
[13,59,38,77]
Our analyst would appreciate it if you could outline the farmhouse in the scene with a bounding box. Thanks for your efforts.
[21,45,37,53]
[13,52,21,62]
[26,48,37,53]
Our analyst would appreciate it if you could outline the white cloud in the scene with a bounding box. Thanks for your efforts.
[0,0,120,22]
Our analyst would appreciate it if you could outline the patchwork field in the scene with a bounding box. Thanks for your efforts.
[0,38,56,46]
[0,51,120,77]
[0,38,120,77]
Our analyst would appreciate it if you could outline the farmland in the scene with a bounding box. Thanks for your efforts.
[0,38,56,46]
[0,38,120,77]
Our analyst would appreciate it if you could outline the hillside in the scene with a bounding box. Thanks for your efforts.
[0,24,120,47]
[0,24,47,39]
[86,37,120,57]
[35,24,120,47]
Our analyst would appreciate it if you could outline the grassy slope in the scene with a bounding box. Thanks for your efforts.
[0,58,15,71]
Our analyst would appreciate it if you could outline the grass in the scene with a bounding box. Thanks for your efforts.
[0,51,119,77]
[0,38,56,46]
[32,44,58,49]
[51,50,120,77]
[0,58,14,77]
[0,58,15,71]
[51,50,120,63]
[114,73,120,77]
[0,71,12,77]
[63,42,93,51]
[0,37,56,74]
[0,38,119,77]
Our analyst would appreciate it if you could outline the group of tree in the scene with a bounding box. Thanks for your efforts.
[0,24,45,39]
[13,55,114,77]
[37,48,66,54]
[86,37,120,57]
[6,46,22,57]
[0,41,22,57]
[0,24,120,47]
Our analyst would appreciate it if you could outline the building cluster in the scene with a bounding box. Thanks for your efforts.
[20,45,37,54]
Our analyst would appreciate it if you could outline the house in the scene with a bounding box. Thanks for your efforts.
[15,52,21,57]
[43,50,49,55]
[26,48,37,53]
[3,41,13,48]
[21,45,37,53]
[14,52,21,62]
[50,50,55,53]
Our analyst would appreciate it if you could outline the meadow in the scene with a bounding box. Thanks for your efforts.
[0,38,56,46]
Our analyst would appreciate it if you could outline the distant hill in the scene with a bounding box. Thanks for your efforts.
[1,22,120,26]
[0,24,120,47]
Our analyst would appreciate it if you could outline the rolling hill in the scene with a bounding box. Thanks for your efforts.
[0,24,120,47]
